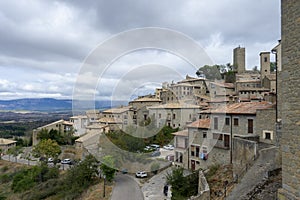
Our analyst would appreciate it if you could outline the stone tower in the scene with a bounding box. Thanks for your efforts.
[277,0,300,199]
[260,52,270,80]
[233,46,245,73]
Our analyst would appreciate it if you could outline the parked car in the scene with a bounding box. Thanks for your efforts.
[151,151,161,157]
[163,144,174,150]
[150,144,160,150]
[135,171,147,178]
[61,158,72,164]
[144,146,153,151]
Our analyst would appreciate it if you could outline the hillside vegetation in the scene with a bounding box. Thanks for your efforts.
[0,155,111,200]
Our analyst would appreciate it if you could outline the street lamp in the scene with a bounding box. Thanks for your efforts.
[103,175,106,197]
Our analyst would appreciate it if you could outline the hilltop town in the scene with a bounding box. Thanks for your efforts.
[3,43,280,199]
[1,1,299,199]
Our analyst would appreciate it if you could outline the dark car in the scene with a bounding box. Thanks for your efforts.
[151,151,161,157]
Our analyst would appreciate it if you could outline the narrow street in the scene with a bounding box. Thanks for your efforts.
[111,174,144,200]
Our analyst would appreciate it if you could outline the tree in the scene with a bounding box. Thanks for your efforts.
[196,65,222,80]
[100,155,116,182]
[252,66,259,72]
[270,62,276,72]
[166,167,199,199]
[32,139,61,163]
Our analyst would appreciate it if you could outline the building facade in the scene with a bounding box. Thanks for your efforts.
[277,0,300,199]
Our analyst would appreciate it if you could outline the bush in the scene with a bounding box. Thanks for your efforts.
[1,166,9,173]
[0,174,11,183]
[11,164,59,193]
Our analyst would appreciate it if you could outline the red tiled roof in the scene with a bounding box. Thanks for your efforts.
[187,118,210,129]
[172,129,188,137]
[210,82,234,88]
[201,101,274,115]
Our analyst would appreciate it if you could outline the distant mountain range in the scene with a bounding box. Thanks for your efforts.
[0,98,128,112]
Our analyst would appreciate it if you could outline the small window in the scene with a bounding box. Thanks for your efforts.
[264,57,268,62]
[214,117,218,129]
[159,113,161,119]
[203,132,207,138]
[234,118,239,126]
[196,146,200,157]
[225,118,230,125]
[173,113,176,119]
[191,145,195,156]
[265,132,271,140]
[248,119,254,133]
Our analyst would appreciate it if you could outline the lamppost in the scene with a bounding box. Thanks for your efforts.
[103,175,106,197]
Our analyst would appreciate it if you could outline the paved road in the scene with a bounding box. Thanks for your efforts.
[142,167,172,200]
[111,174,144,200]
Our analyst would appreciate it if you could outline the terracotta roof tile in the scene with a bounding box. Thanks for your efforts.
[172,129,188,136]
[187,118,210,129]
[201,101,274,115]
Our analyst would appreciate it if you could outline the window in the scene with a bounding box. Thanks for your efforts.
[173,113,176,119]
[264,57,268,62]
[234,118,239,126]
[159,113,161,119]
[225,117,230,125]
[214,117,218,129]
[265,132,271,140]
[213,133,223,140]
[224,135,230,148]
[191,145,195,156]
[203,132,207,138]
[248,119,254,133]
[196,146,200,157]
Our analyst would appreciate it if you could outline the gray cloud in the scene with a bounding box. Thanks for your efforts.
[0,0,281,100]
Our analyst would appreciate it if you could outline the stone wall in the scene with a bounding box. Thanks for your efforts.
[256,108,277,145]
[278,0,300,199]
[232,137,258,181]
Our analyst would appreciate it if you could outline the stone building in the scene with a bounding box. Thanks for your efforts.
[233,46,246,73]
[147,103,200,129]
[277,0,300,199]
[100,106,134,131]
[0,138,16,153]
[69,115,88,137]
[186,102,275,171]
[159,75,208,105]
[32,119,73,145]
[128,95,162,125]
[173,129,189,168]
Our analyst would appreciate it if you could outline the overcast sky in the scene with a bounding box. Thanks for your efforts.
[0,0,281,101]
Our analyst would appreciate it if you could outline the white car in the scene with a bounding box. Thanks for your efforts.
[163,144,174,150]
[61,158,72,164]
[135,171,147,178]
